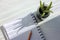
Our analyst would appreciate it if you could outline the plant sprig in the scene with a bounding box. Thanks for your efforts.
[40,1,53,17]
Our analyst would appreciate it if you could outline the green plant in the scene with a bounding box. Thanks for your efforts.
[40,1,53,18]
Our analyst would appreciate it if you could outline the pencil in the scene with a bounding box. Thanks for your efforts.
[28,31,32,40]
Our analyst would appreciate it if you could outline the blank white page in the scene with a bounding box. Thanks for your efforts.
[40,16,60,40]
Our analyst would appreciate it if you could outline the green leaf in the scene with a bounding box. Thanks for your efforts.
[41,13,45,17]
[42,3,45,10]
[44,10,53,13]
[40,1,44,10]
[46,2,52,10]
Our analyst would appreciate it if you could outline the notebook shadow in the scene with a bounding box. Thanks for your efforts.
[21,13,37,27]
[15,12,37,32]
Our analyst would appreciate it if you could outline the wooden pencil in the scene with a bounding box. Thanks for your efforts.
[28,31,32,40]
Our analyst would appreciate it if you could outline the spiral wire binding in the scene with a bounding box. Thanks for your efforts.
[31,13,46,40]
[31,13,38,23]
[37,26,46,40]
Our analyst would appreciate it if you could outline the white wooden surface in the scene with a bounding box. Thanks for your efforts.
[0,0,60,40]
[0,0,40,24]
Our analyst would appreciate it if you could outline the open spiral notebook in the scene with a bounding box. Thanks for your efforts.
[1,12,60,40]
[0,0,60,40]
